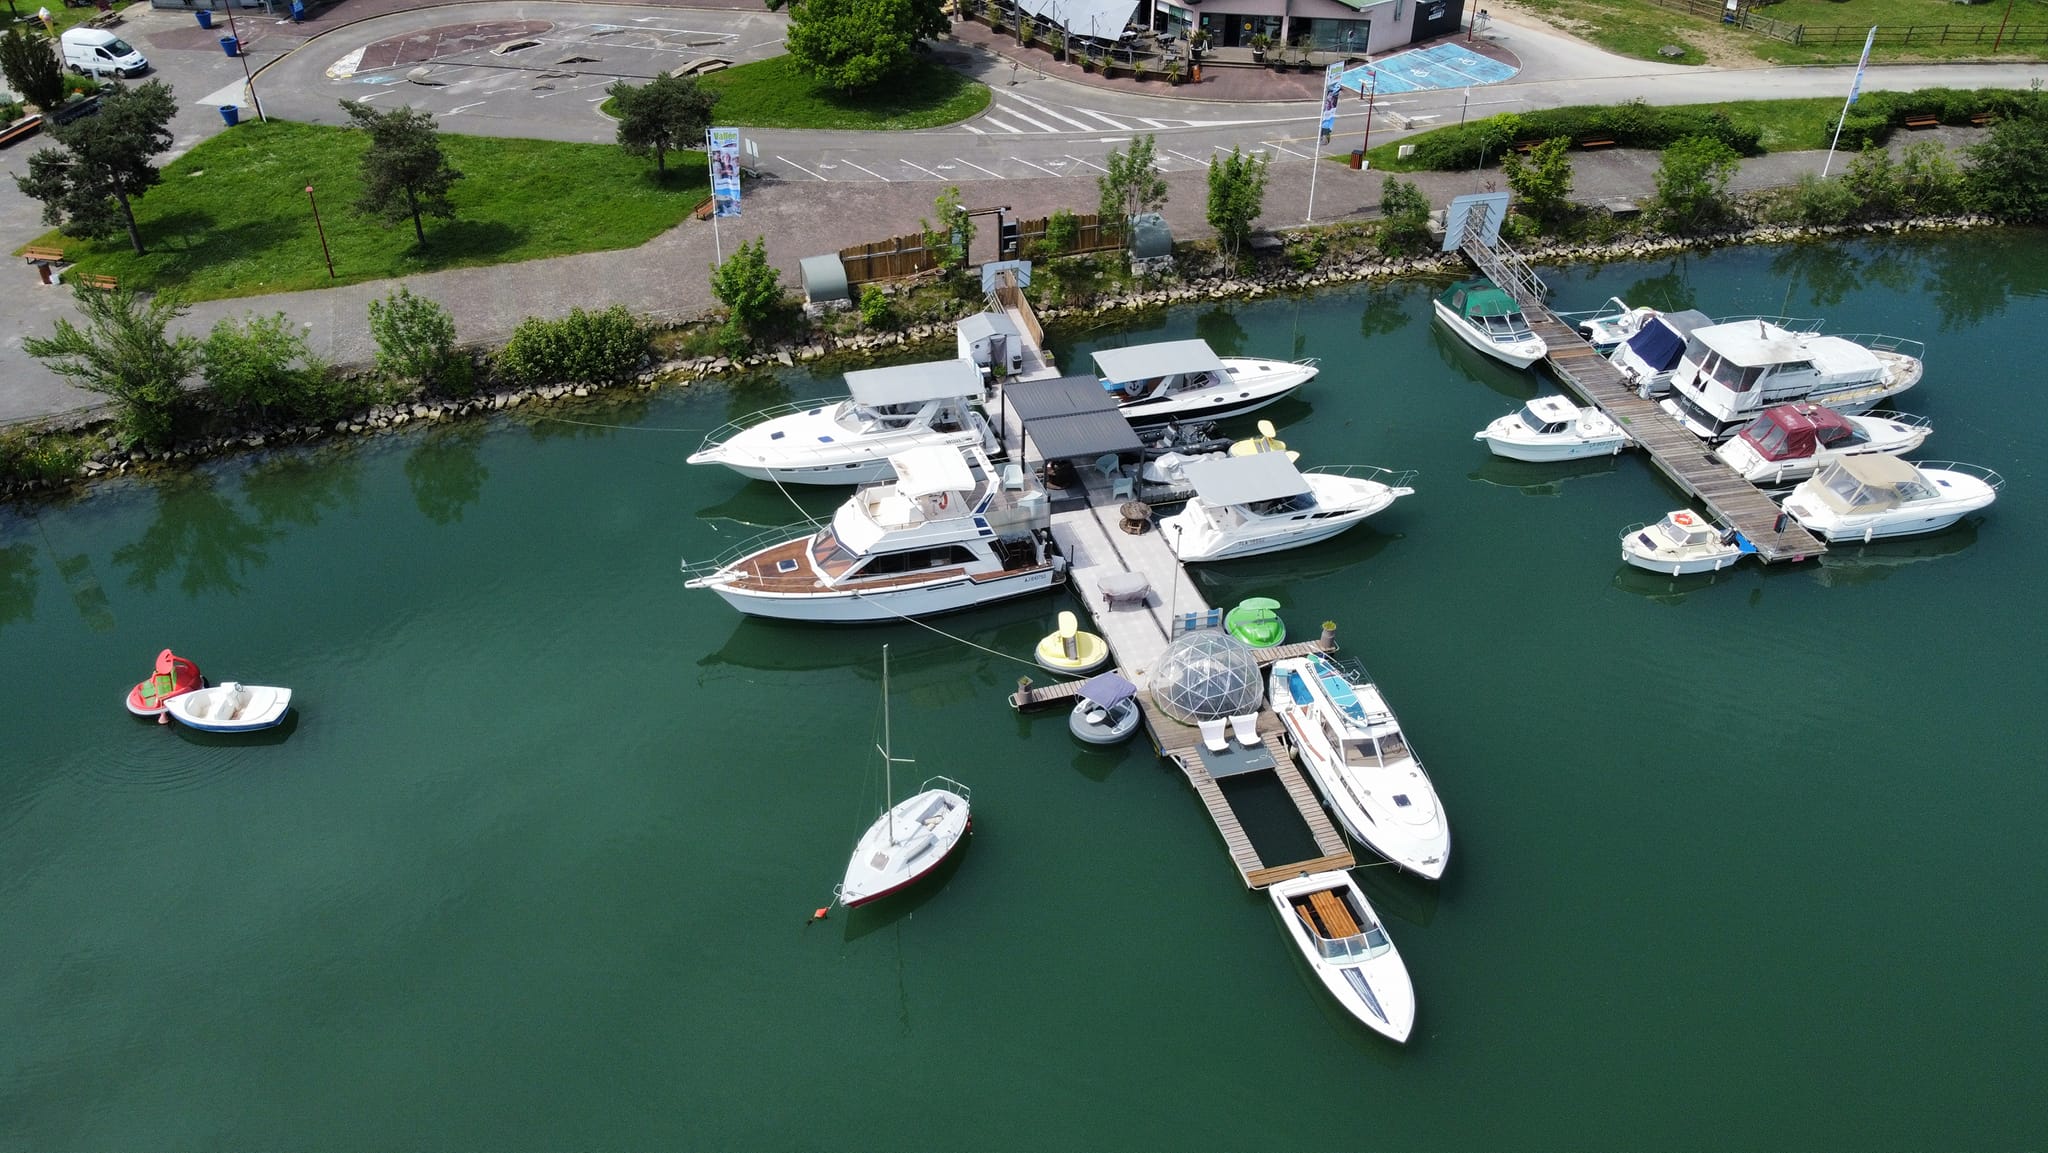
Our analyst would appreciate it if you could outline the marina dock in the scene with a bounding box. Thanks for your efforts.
[1464,241,1827,563]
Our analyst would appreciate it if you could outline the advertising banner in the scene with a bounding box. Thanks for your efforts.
[1320,61,1344,145]
[707,127,742,218]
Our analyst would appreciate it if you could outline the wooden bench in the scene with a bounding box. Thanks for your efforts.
[1510,139,1542,153]
[1308,888,1361,938]
[1903,113,1939,129]
[22,246,65,265]
[86,8,121,27]
[74,273,118,291]
[1576,136,1617,150]
[0,114,44,148]
[1970,111,1997,127]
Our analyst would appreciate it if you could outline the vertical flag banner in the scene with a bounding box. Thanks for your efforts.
[708,127,742,218]
[1320,61,1344,146]
[1848,26,1875,105]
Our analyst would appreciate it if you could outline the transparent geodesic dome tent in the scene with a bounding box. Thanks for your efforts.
[1150,630,1263,723]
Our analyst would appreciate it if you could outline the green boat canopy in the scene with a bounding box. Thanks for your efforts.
[1442,279,1524,319]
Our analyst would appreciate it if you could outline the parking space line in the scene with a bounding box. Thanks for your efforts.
[1138,117,1174,129]
[899,158,943,179]
[775,155,829,181]
[1064,153,1109,174]
[954,157,1006,179]
[1168,149,1210,167]
[1257,140,1313,160]
[842,160,892,182]
[965,125,987,135]
[982,117,1024,134]
[1011,156,1063,177]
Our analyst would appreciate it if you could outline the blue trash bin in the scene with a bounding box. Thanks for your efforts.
[195,8,212,28]
[219,35,239,57]
[219,105,239,127]
[290,0,303,21]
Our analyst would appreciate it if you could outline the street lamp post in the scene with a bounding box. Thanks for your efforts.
[305,184,335,278]
[222,4,265,121]
[1359,69,1377,160]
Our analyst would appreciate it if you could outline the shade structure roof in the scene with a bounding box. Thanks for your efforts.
[1447,280,1522,318]
[1078,671,1137,708]
[844,359,984,406]
[1006,373,1121,421]
[957,312,1019,343]
[1091,340,1227,384]
[888,445,975,496]
[1013,0,1141,40]
[1179,452,1311,506]
[1029,410,1144,461]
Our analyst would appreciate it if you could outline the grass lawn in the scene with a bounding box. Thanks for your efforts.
[1508,0,2048,65]
[24,120,706,301]
[1363,95,1868,170]
[1507,0,1713,64]
[695,54,991,130]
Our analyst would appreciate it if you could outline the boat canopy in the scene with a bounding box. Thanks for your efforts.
[1077,671,1137,709]
[1742,404,1859,460]
[888,445,976,496]
[1444,280,1522,319]
[955,312,1018,345]
[845,359,984,407]
[1695,320,1881,376]
[1812,453,1929,512]
[1092,340,1227,384]
[1178,452,1311,506]
[1620,309,1712,372]
[1006,373,1121,421]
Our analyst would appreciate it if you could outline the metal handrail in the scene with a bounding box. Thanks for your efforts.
[1861,409,1933,429]
[1717,313,1826,334]
[696,398,841,452]
[679,521,813,578]
[1303,465,1419,490]
[1834,332,1927,359]
[1913,461,2005,490]
[921,776,972,802]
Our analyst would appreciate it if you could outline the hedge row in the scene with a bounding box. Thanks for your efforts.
[1828,87,2043,151]
[1405,101,1764,170]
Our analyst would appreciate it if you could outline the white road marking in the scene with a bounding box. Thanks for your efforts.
[448,101,487,114]
[1064,153,1109,173]
[1075,108,1131,130]
[1011,155,1063,176]
[965,124,987,135]
[1256,140,1312,160]
[1005,91,1095,131]
[1168,149,1210,166]
[995,105,1061,133]
[982,117,1025,134]
[899,157,943,178]
[1098,136,1129,144]
[843,160,892,181]
[1138,117,1174,129]
[953,157,1007,179]
[775,154,829,181]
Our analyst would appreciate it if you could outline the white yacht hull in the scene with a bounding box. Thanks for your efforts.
[1162,473,1409,563]
[838,785,971,907]
[689,425,997,487]
[1270,871,1417,1042]
[1432,299,1547,369]
[702,566,1062,622]
[1476,431,1628,462]
[1620,544,1744,576]
[1116,357,1313,428]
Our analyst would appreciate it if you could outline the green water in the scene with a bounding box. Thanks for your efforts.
[4,234,2043,1149]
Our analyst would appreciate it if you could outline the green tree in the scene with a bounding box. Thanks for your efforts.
[14,79,177,255]
[341,100,463,245]
[1841,145,1901,220]
[608,72,719,178]
[1376,175,1432,256]
[1966,109,2048,222]
[23,282,198,448]
[1648,135,1739,236]
[201,312,330,418]
[710,237,784,351]
[367,286,459,388]
[920,184,975,274]
[1099,134,1168,246]
[1502,135,1574,225]
[1041,208,1079,256]
[1205,145,1269,261]
[775,0,940,92]
[0,25,63,111]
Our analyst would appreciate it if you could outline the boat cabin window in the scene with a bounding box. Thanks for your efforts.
[809,527,862,578]
[1704,353,1767,392]
[1248,493,1316,516]
[1338,729,1408,768]
[856,544,979,577]
[1517,404,1567,434]
[1745,419,1794,459]
[1814,422,1865,448]
[1483,314,1532,340]
[1659,521,1716,546]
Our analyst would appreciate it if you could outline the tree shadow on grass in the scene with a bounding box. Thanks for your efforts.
[132,213,320,294]
[397,219,527,270]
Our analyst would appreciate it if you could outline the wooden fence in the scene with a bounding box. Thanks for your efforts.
[839,214,1124,286]
[1638,0,2047,46]
[1010,213,1125,256]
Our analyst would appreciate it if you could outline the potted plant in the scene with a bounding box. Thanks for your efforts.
[1051,29,1067,59]
[1020,23,1036,47]
[1165,59,1183,85]
[1081,51,1098,72]
[1248,33,1271,62]
[1133,60,1150,82]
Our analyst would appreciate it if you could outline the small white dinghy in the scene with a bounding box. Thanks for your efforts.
[163,681,292,732]
[836,646,972,908]
[1270,870,1416,1043]
[1621,510,1749,576]
[1474,395,1630,462]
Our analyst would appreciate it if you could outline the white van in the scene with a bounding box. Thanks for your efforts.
[59,28,149,79]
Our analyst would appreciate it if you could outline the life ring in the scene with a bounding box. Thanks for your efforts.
[1672,511,1697,527]
[936,491,949,511]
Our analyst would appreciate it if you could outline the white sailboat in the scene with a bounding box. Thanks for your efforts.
[836,646,973,908]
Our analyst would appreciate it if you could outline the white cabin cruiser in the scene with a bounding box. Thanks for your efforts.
[1608,309,1716,398]
[1091,339,1316,428]
[687,359,998,485]
[1432,279,1547,369]
[1713,404,1932,486]
[1269,870,1417,1043]
[1474,395,1630,462]
[1779,455,2001,543]
[683,444,1065,621]
[1159,453,1414,562]
[1620,510,1749,575]
[1659,318,1925,441]
[1269,653,1449,880]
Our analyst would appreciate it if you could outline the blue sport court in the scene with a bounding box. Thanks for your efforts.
[1338,43,1518,95]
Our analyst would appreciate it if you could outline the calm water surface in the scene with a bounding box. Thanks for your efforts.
[3,235,2043,1149]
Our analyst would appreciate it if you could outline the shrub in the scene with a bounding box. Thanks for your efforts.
[1288,233,1327,271]
[1649,136,1740,236]
[1404,101,1762,171]
[498,306,648,386]
[1782,172,1861,226]
[1898,140,1965,216]
[1841,146,1901,219]
[0,426,85,487]
[1042,208,1079,255]
[1377,176,1432,255]
[859,284,892,329]
[709,237,785,352]
[22,282,197,449]
[367,286,458,390]
[201,312,343,420]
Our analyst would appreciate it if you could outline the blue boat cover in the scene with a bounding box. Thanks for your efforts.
[1623,317,1689,372]
[1078,671,1137,708]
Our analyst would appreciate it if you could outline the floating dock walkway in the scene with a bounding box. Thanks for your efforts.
[1463,239,1826,563]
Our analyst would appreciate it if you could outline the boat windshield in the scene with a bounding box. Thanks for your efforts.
[1339,729,1407,768]
[1705,353,1767,393]
[1517,403,1566,434]
[838,402,921,434]
[1316,923,1393,961]
[1483,314,1533,341]
[808,527,862,578]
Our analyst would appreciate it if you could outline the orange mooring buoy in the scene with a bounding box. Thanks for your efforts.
[810,907,830,922]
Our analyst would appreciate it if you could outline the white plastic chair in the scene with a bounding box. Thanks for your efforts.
[1198,718,1229,753]
[1229,713,1261,746]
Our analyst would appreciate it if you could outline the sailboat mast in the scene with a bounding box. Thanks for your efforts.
[883,645,896,846]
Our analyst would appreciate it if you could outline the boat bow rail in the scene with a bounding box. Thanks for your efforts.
[1306,465,1420,492]
[1837,333,1927,360]
[1862,409,1934,429]
[679,521,818,580]
[693,399,836,453]
[1916,461,2006,490]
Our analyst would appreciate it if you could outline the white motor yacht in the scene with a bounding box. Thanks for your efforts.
[1269,870,1416,1043]
[1659,318,1925,441]
[683,444,1065,621]
[1432,279,1547,369]
[1269,654,1449,880]
[1620,510,1748,575]
[1780,455,2001,543]
[1713,404,1932,486]
[1092,339,1316,428]
[1159,453,1414,562]
[1474,395,1630,462]
[687,359,998,485]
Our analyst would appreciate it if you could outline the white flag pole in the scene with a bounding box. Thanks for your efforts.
[1823,26,1877,178]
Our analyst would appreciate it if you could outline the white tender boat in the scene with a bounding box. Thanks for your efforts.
[1713,404,1932,486]
[1779,456,2002,543]
[686,359,999,486]
[162,681,292,732]
[1092,339,1316,429]
[1269,870,1417,1043]
[683,444,1065,622]
[1608,309,1718,398]
[1159,453,1414,563]
[1620,510,1748,575]
[837,646,971,908]
[1659,318,1925,441]
[1571,296,1662,352]
[1269,653,1449,880]
[1432,279,1547,369]
[1474,395,1630,462]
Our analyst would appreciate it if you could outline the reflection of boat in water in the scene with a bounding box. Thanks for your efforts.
[1466,453,1619,497]
[1611,561,1743,604]
[1809,522,1980,587]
